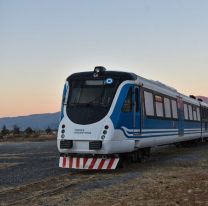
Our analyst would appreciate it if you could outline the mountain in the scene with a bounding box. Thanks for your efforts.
[0,112,60,131]
[196,96,208,104]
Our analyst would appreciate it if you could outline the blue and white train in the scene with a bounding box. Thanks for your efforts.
[57,67,208,170]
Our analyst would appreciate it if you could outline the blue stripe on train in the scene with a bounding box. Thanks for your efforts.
[121,129,201,138]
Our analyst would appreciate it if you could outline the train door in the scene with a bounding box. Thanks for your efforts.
[117,85,141,137]
[133,86,141,135]
[177,97,184,136]
[119,86,134,131]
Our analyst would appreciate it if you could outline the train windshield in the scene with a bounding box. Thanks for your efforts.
[68,79,117,107]
[66,78,120,125]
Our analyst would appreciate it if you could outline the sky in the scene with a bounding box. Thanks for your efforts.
[0,0,208,117]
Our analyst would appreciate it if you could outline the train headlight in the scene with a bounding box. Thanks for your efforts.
[101,135,105,140]
[104,125,109,130]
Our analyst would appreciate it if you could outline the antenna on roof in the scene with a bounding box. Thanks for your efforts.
[189,95,196,99]
[93,66,106,77]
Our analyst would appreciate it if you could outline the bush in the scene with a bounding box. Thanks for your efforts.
[45,127,52,134]
[24,127,34,135]
[13,125,20,135]
[1,125,9,136]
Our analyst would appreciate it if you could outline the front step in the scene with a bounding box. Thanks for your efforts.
[59,156,120,170]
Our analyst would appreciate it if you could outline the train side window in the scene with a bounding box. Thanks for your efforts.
[193,107,197,121]
[203,107,206,121]
[144,91,154,116]
[171,100,178,119]
[202,107,205,121]
[204,108,207,121]
[207,109,208,120]
[196,107,201,121]
[122,87,132,112]
[164,98,171,118]
[184,103,189,120]
[206,108,208,121]
[202,107,205,120]
[155,95,164,117]
[135,88,139,112]
[188,105,193,120]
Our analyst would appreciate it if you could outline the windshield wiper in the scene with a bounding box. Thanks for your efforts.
[68,103,86,107]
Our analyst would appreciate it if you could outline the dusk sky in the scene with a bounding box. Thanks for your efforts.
[1,0,208,117]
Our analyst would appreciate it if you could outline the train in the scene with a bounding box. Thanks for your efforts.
[57,66,208,170]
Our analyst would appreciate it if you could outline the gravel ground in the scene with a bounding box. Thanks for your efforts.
[0,140,208,206]
[0,141,67,188]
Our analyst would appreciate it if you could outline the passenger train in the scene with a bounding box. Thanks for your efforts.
[58,67,208,170]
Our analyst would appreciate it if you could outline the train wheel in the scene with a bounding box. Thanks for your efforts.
[118,148,151,168]
[130,147,151,163]
[138,147,151,162]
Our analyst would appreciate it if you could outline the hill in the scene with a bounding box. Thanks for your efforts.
[0,112,60,131]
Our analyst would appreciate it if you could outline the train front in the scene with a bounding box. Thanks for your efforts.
[57,67,133,170]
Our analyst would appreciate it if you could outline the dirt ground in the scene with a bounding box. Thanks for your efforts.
[1,141,208,206]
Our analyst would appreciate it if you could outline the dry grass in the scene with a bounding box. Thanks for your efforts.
[0,134,56,143]
[0,163,21,170]
[8,161,208,206]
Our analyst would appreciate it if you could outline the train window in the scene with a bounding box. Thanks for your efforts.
[207,109,208,119]
[122,87,132,112]
[202,107,206,121]
[202,107,208,121]
[184,103,189,120]
[207,109,208,120]
[171,100,178,119]
[188,105,193,120]
[155,95,164,117]
[193,107,197,121]
[164,98,171,118]
[201,107,205,120]
[197,107,200,121]
[206,108,208,121]
[144,91,154,116]
[205,108,207,120]
[204,108,207,121]
[135,88,139,112]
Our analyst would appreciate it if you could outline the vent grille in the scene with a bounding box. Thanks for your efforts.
[89,141,102,150]
[60,140,73,149]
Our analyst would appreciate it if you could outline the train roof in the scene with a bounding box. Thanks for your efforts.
[136,74,208,107]
[66,71,137,82]
[136,75,177,92]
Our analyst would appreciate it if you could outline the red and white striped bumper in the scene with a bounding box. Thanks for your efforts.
[59,156,120,170]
